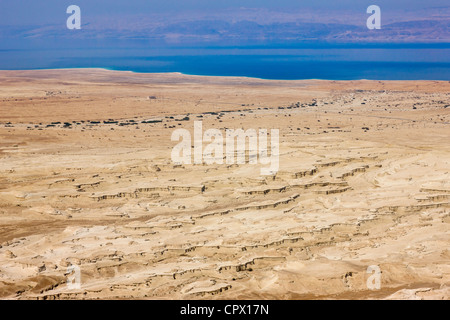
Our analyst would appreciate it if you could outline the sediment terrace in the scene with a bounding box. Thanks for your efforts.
[0,70,448,300]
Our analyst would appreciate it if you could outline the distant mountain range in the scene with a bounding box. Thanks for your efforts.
[1,8,449,44]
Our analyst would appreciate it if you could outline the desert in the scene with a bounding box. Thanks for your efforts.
[0,69,448,299]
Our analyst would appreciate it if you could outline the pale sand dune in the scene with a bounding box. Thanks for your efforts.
[0,69,448,299]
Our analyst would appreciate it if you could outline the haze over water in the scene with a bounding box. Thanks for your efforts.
[1,43,449,80]
[0,0,449,79]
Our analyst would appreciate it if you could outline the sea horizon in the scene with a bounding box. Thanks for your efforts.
[1,42,450,81]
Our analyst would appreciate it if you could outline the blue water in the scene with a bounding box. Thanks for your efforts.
[1,42,449,80]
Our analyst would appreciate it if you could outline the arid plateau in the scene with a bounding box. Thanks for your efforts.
[0,69,449,299]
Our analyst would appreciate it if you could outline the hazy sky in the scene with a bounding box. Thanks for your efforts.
[1,0,449,25]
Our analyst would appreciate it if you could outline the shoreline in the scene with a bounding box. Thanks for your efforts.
[1,67,450,82]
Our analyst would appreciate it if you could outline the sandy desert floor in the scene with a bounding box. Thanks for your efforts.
[0,69,449,299]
